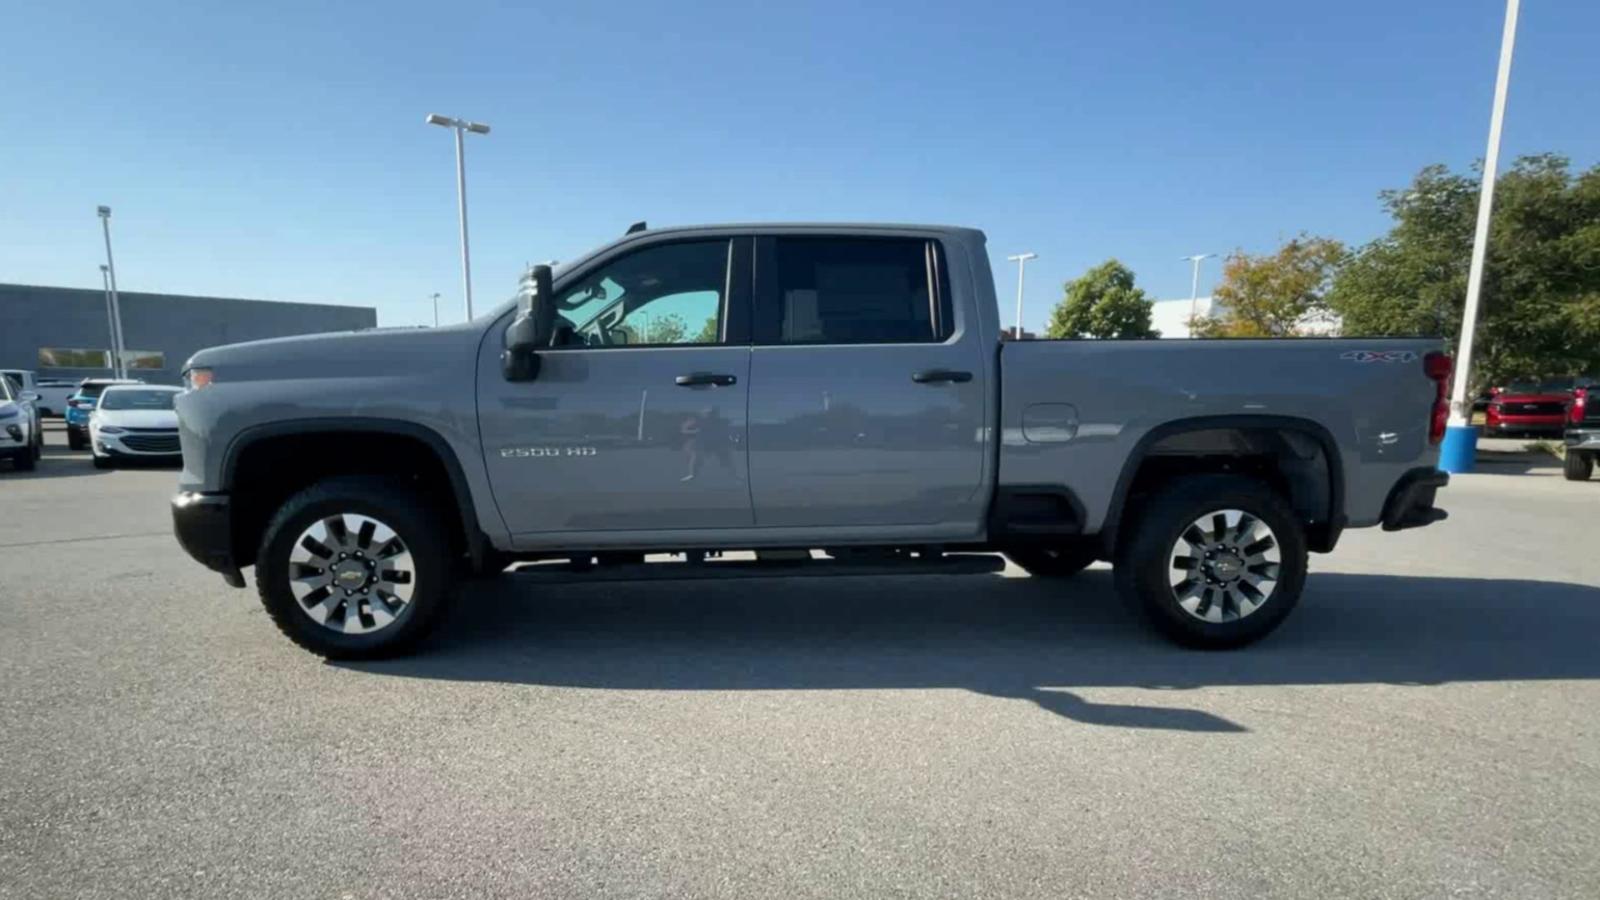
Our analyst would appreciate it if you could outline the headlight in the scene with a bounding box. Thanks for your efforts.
[99,425,127,434]
[185,367,215,390]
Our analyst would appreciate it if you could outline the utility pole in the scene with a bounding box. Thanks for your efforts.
[1181,253,1216,337]
[1006,253,1037,339]
[96,206,128,379]
[425,114,491,319]
[1441,0,1520,474]
[430,292,441,327]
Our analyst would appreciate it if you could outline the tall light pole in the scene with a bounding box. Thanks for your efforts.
[96,206,128,379]
[430,292,441,327]
[98,265,119,373]
[1181,253,1216,337]
[425,114,490,320]
[1006,252,1037,339]
[1441,0,1520,474]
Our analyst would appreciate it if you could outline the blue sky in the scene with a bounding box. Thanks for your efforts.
[3,0,1596,331]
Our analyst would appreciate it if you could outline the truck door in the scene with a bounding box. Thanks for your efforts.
[746,235,989,531]
[478,238,754,536]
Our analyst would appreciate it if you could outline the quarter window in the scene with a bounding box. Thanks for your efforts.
[553,240,729,347]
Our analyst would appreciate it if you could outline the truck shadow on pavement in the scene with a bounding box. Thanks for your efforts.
[342,570,1600,733]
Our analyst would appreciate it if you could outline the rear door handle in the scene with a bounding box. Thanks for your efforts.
[912,369,973,384]
[675,372,738,387]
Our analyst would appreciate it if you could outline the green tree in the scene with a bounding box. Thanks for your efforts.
[628,313,687,345]
[1327,154,1600,387]
[1045,259,1159,339]
[694,315,719,343]
[1189,236,1346,337]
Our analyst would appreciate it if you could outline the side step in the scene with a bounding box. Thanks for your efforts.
[507,553,1007,584]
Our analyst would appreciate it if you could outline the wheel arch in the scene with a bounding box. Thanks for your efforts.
[221,418,487,570]
[1099,415,1346,555]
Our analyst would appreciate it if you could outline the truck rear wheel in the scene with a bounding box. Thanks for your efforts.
[1115,474,1307,649]
[256,476,454,659]
[67,426,86,451]
[1006,542,1098,577]
[1563,451,1593,481]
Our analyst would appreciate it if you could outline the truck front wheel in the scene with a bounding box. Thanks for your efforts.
[1115,474,1307,649]
[256,476,455,659]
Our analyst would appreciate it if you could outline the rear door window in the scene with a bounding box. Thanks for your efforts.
[757,237,950,345]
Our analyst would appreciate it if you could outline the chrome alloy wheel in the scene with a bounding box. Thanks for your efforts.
[1168,508,1281,623]
[287,513,416,635]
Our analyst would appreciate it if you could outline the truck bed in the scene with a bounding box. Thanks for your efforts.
[998,337,1444,532]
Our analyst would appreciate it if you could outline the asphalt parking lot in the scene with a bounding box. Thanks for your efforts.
[4,424,1599,899]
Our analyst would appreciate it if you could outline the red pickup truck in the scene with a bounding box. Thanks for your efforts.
[1485,377,1591,437]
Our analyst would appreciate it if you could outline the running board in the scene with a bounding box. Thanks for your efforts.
[507,553,1007,584]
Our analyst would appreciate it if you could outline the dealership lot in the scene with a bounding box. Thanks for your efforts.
[4,424,1599,899]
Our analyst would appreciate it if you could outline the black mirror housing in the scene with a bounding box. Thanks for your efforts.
[503,264,555,382]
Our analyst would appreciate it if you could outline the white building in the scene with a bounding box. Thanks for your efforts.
[1150,296,1217,338]
[1149,296,1341,338]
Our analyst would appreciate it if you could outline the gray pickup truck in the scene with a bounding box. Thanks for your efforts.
[173,223,1450,658]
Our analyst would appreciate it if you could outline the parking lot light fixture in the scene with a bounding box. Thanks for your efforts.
[1441,0,1520,474]
[96,206,128,379]
[1181,254,1216,335]
[98,265,119,373]
[425,114,491,319]
[1006,253,1037,339]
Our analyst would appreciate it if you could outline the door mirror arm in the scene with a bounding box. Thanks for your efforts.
[502,264,556,382]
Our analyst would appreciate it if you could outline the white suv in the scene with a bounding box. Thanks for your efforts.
[0,373,42,471]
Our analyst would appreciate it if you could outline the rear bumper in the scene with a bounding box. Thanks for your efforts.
[1565,429,1600,450]
[172,492,245,588]
[1381,467,1449,532]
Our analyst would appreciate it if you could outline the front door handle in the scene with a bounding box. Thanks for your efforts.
[912,369,973,384]
[675,372,738,387]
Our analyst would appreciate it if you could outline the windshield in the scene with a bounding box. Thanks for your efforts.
[100,389,178,411]
[1503,377,1579,394]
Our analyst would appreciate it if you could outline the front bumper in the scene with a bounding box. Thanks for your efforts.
[1381,467,1449,531]
[1565,429,1600,450]
[95,432,182,458]
[1485,413,1565,433]
[172,492,245,588]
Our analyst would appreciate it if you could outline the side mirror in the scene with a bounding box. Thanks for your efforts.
[19,391,39,403]
[502,264,556,381]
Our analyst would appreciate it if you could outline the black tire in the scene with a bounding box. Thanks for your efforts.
[92,455,112,469]
[1007,542,1099,577]
[1114,474,1307,649]
[13,448,36,471]
[1564,451,1593,482]
[256,476,456,659]
[67,427,86,451]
